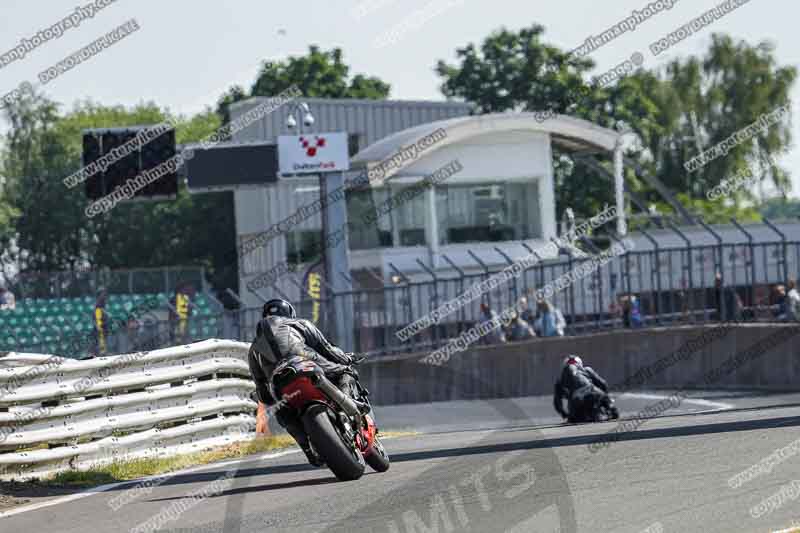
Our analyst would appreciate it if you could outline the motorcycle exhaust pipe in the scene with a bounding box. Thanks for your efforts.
[314,373,362,420]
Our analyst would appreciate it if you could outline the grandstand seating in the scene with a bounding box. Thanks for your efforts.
[0,292,222,356]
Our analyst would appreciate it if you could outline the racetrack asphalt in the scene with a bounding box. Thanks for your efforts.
[2,391,800,532]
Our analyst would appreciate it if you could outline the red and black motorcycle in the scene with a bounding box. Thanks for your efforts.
[269,355,390,481]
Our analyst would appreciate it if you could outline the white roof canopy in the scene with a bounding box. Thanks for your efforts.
[351,112,623,166]
[350,111,627,236]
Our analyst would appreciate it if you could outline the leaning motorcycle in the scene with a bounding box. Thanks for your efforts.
[269,355,390,481]
[568,392,620,423]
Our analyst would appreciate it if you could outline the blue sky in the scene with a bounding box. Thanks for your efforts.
[1,0,798,196]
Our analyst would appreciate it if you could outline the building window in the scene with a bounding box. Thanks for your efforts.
[436,181,541,245]
[346,188,393,250]
[390,183,427,246]
[286,230,324,266]
[348,133,362,157]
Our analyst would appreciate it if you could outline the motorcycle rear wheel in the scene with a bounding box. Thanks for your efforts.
[364,436,390,473]
[304,405,365,481]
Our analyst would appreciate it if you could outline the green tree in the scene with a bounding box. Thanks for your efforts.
[436,25,597,114]
[57,105,237,293]
[645,193,761,227]
[617,35,796,203]
[0,183,19,254]
[1,87,84,272]
[759,197,800,219]
[1,92,238,294]
[216,45,391,123]
[436,27,796,224]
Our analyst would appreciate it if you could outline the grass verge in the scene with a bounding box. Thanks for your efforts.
[42,430,415,488]
[46,435,296,487]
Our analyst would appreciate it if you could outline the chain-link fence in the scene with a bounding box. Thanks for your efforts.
[4,232,799,359]
[231,234,800,356]
[5,266,207,300]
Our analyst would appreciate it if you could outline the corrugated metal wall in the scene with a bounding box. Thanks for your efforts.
[231,98,474,307]
[230,97,474,149]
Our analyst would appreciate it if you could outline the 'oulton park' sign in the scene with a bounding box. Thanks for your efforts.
[277,131,349,175]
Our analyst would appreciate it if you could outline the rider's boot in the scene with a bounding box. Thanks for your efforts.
[599,394,619,420]
[276,406,325,467]
[338,373,371,414]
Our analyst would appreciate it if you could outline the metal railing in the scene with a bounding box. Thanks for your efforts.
[4,233,799,359]
[1,315,225,359]
[0,340,255,481]
[230,235,800,356]
[5,266,208,299]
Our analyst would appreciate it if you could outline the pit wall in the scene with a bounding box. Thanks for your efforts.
[360,324,800,405]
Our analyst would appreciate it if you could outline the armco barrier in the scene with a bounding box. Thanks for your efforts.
[358,324,800,405]
[2,326,796,478]
[0,339,256,481]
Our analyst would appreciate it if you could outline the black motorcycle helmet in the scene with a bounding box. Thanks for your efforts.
[263,298,296,318]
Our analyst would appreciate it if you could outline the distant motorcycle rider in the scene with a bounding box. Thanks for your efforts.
[553,355,618,422]
[247,298,363,466]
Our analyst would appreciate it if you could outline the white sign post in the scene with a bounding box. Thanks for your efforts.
[276,131,354,350]
[277,132,350,175]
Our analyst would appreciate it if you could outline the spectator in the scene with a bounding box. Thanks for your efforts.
[170,282,196,344]
[121,316,142,353]
[619,295,630,326]
[774,284,788,321]
[620,294,643,328]
[507,310,536,341]
[786,280,800,321]
[714,273,742,322]
[93,289,112,356]
[535,299,566,337]
[518,296,535,324]
[478,302,506,345]
[0,284,15,311]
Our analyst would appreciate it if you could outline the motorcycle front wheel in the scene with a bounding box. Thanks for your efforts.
[364,436,390,473]
[303,405,365,481]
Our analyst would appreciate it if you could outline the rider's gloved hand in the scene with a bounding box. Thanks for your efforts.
[348,352,368,365]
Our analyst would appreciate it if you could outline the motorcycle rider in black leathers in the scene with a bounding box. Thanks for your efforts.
[247,298,362,466]
[553,355,617,422]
